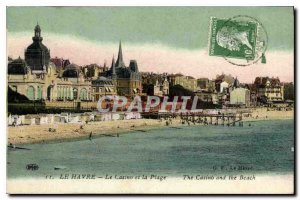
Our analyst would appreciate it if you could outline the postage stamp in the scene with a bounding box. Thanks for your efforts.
[209,15,268,66]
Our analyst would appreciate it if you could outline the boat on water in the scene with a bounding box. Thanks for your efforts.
[7,143,31,150]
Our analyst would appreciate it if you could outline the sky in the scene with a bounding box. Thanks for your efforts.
[6,7,294,83]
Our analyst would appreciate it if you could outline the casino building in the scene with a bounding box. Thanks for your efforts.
[7,24,142,105]
[8,24,91,102]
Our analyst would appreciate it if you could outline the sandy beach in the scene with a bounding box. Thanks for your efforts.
[7,108,294,145]
[244,107,294,121]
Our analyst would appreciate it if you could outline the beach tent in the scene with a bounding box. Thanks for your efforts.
[80,115,89,122]
[135,112,142,119]
[60,113,69,123]
[89,114,95,121]
[24,115,36,125]
[119,113,125,120]
[125,112,141,120]
[47,114,54,124]
[94,114,102,121]
[40,116,49,124]
[35,117,41,125]
[60,116,68,123]
[101,113,112,121]
[19,115,25,125]
[54,115,61,123]
[69,115,79,123]
[68,113,78,123]
[11,115,22,126]
[35,116,48,125]
[8,115,13,126]
[112,113,120,120]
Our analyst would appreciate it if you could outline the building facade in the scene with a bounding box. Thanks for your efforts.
[91,76,117,101]
[103,42,142,97]
[214,74,234,93]
[197,78,215,92]
[50,57,70,72]
[8,25,92,102]
[254,77,284,102]
[230,88,251,107]
[153,78,169,96]
[8,25,142,105]
[168,74,197,92]
[194,91,219,104]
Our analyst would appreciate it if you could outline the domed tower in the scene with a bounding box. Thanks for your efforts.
[7,57,30,75]
[25,23,50,73]
[62,64,81,79]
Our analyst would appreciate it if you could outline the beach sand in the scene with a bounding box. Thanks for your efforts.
[7,108,294,145]
[243,107,294,121]
[7,118,181,145]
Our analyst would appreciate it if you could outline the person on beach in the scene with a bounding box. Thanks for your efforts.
[89,132,93,141]
[8,143,16,149]
[166,121,169,126]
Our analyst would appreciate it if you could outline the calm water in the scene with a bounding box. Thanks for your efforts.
[7,119,294,178]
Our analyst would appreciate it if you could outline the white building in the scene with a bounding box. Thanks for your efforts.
[153,78,169,96]
[220,81,229,93]
[230,88,250,107]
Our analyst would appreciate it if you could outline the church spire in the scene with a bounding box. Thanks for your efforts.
[111,55,116,79]
[115,40,125,68]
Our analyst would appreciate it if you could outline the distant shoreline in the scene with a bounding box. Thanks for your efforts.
[7,108,294,145]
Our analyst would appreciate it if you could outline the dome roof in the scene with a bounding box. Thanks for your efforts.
[8,57,29,75]
[98,76,107,81]
[65,63,80,70]
[26,41,49,52]
[92,76,114,85]
[62,63,81,78]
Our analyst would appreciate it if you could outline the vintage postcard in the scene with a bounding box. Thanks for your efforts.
[6,6,294,194]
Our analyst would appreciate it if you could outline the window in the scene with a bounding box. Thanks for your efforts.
[27,86,35,100]
[37,86,43,100]
[80,88,87,100]
[73,88,78,99]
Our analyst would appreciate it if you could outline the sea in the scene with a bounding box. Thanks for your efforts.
[7,119,294,179]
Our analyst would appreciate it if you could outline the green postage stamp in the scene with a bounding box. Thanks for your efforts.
[209,16,267,65]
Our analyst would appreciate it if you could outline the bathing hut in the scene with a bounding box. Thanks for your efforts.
[68,114,80,123]
[47,114,54,124]
[112,113,120,120]
[24,115,36,125]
